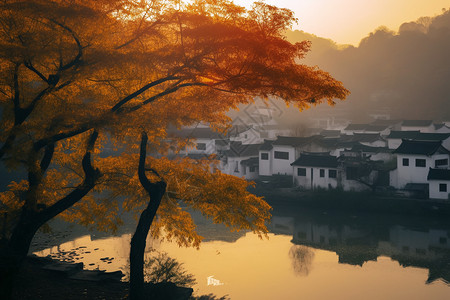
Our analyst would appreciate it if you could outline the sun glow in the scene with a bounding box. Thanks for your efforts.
[234,0,449,45]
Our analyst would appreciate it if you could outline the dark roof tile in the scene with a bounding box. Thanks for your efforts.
[291,153,338,168]
[393,140,449,155]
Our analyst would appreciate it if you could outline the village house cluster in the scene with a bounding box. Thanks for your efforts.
[171,114,450,200]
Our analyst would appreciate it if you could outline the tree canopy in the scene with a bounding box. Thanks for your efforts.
[0,0,348,266]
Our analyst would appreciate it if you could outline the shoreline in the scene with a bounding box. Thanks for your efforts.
[251,186,450,217]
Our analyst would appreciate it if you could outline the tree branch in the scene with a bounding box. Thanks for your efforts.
[111,75,179,112]
[24,60,48,84]
[37,130,101,223]
[49,19,83,72]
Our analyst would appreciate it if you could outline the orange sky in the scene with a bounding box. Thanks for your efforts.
[236,0,449,45]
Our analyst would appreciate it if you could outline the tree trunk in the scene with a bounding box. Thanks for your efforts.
[129,132,166,300]
[0,130,100,300]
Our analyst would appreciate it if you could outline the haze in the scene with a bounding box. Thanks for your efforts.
[236,0,449,45]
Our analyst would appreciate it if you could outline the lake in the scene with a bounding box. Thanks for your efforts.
[31,204,450,300]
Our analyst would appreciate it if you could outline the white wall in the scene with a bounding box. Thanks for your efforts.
[271,145,295,175]
[184,138,216,155]
[429,181,450,199]
[243,165,259,180]
[259,150,272,176]
[395,154,449,188]
[390,168,398,188]
[293,166,338,190]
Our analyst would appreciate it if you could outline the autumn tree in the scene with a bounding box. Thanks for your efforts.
[0,0,348,298]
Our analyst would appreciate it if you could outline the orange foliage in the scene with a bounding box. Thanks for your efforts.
[0,0,348,245]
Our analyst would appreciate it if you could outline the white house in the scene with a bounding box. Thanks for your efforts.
[259,140,274,176]
[223,142,261,179]
[227,125,262,144]
[386,131,450,150]
[392,140,450,189]
[172,127,219,156]
[291,153,339,190]
[346,143,394,162]
[386,131,421,149]
[261,136,321,176]
[401,120,434,133]
[427,168,450,200]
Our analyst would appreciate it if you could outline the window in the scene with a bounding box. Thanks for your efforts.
[320,169,325,177]
[196,143,206,150]
[435,159,448,167]
[329,169,337,178]
[249,166,257,173]
[439,183,447,192]
[415,159,426,167]
[297,168,306,176]
[274,151,289,160]
[234,161,239,172]
[346,167,358,180]
[261,153,269,160]
[402,158,409,166]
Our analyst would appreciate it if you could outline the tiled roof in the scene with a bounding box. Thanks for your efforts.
[226,142,262,157]
[215,139,229,146]
[415,133,450,141]
[172,128,221,139]
[320,130,341,137]
[351,133,383,143]
[427,168,450,181]
[351,143,392,153]
[393,140,449,155]
[344,124,369,131]
[387,131,450,141]
[364,125,389,132]
[272,135,319,147]
[401,120,433,127]
[240,157,259,167]
[387,131,421,139]
[259,139,274,151]
[291,153,338,168]
[371,119,401,126]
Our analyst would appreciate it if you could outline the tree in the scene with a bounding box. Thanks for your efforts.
[0,0,349,298]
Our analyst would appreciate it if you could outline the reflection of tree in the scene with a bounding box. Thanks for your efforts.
[289,245,315,276]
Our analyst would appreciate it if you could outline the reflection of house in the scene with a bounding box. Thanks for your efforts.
[291,153,339,190]
[427,168,450,200]
[392,140,450,189]
[282,209,450,283]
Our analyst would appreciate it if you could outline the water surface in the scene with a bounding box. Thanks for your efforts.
[32,205,450,299]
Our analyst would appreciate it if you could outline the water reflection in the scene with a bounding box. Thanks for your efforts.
[270,207,450,284]
[32,204,450,299]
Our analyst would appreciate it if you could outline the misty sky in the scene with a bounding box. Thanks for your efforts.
[236,0,449,45]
